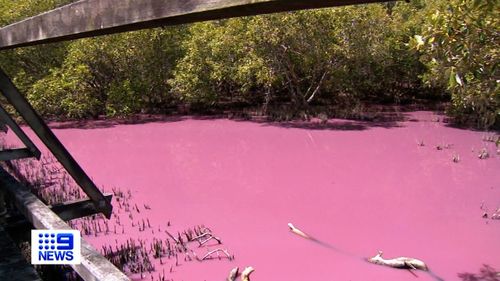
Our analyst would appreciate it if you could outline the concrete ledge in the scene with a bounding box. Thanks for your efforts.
[0,167,130,281]
[0,225,42,281]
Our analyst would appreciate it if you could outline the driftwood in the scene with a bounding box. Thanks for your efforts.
[241,267,254,281]
[367,251,428,271]
[199,248,233,261]
[288,223,435,278]
[288,223,311,240]
[227,267,239,281]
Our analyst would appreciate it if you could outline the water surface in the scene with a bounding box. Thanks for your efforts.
[5,111,500,280]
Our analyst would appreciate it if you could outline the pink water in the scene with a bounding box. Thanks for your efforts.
[5,111,500,280]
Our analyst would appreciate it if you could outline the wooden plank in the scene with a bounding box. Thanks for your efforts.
[0,0,388,50]
[0,148,35,161]
[50,193,113,221]
[0,167,130,281]
[4,193,115,223]
[0,225,42,281]
[0,68,112,218]
[0,104,41,159]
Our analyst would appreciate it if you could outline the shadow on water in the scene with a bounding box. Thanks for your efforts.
[458,265,500,281]
[256,118,404,131]
[234,111,409,131]
[48,115,188,130]
[444,122,500,133]
[46,111,411,131]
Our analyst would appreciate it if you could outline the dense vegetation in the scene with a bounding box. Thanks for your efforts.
[0,0,498,129]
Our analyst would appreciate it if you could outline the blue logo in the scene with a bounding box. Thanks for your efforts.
[31,230,81,265]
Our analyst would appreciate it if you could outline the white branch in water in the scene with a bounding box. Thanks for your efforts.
[199,235,222,246]
[241,267,255,281]
[227,267,239,281]
[492,208,500,220]
[288,223,310,240]
[199,248,233,261]
[367,251,428,271]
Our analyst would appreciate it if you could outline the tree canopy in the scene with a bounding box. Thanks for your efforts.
[0,0,498,129]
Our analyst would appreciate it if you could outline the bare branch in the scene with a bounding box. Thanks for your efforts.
[306,71,328,103]
[227,267,240,281]
[366,250,429,271]
[197,248,233,261]
[241,267,255,281]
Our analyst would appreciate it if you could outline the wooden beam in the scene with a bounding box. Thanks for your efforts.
[0,167,130,281]
[0,148,35,161]
[0,0,388,50]
[50,193,113,221]
[5,194,114,239]
[0,68,112,218]
[0,104,41,160]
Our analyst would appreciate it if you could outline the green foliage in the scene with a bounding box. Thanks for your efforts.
[170,5,421,113]
[170,20,271,107]
[413,0,499,128]
[0,0,74,92]
[29,64,98,118]
[0,0,75,26]
[28,28,185,118]
[0,0,498,128]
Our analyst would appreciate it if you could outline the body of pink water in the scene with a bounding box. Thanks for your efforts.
[5,111,500,280]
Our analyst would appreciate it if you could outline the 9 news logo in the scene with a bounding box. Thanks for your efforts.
[31,230,81,265]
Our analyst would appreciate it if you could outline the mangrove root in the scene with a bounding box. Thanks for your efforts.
[367,250,429,271]
[227,267,239,281]
[241,266,255,281]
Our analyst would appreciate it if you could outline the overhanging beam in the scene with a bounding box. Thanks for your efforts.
[0,0,389,50]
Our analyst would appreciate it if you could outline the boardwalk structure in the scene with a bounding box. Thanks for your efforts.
[0,0,392,280]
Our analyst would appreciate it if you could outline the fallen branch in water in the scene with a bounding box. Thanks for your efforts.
[241,266,254,281]
[200,235,222,246]
[287,222,343,252]
[196,248,233,261]
[288,223,311,240]
[288,223,436,271]
[287,222,444,280]
[367,251,428,271]
[227,267,239,281]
